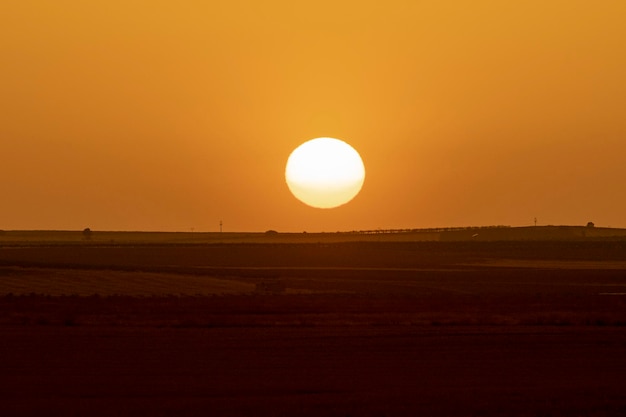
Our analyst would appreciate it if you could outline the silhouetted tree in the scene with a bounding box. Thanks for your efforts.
[82,227,92,240]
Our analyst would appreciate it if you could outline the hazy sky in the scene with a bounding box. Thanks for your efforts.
[2,1,625,232]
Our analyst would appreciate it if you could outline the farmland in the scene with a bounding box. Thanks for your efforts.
[1,232,626,416]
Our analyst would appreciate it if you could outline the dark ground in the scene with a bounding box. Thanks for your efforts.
[1,240,625,416]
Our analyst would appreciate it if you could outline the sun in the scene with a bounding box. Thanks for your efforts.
[285,137,365,209]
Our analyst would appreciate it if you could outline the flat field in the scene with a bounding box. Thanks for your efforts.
[1,235,626,416]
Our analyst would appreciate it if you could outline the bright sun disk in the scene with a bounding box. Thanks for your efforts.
[285,137,365,209]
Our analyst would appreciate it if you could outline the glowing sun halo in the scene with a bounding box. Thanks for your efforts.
[285,137,365,209]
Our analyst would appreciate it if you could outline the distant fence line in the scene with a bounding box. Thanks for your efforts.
[344,226,512,235]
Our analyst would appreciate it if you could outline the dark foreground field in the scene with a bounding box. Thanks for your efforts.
[1,240,626,416]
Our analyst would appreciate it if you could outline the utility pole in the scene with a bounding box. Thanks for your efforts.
[534,217,537,227]
[220,220,223,233]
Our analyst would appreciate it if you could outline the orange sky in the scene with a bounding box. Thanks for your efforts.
[2,1,625,232]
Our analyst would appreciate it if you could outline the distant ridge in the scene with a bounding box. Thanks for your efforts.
[1,226,626,245]
[436,225,626,241]
[348,225,512,235]
[348,225,626,241]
